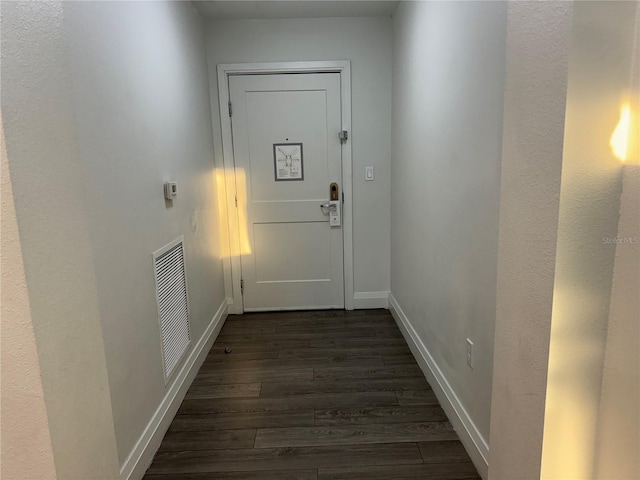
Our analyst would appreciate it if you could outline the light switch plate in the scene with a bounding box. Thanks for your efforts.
[365,166,374,181]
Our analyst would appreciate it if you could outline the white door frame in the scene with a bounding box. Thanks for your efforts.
[217,61,354,314]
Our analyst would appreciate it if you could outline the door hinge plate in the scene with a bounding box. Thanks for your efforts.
[235,195,238,207]
[228,101,232,117]
[240,279,244,295]
[339,130,348,144]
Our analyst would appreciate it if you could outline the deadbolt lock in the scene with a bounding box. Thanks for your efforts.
[330,183,339,201]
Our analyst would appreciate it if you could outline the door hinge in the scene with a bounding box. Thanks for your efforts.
[339,130,349,144]
[240,279,244,295]
[228,101,232,117]
[235,195,238,207]
[342,192,344,204]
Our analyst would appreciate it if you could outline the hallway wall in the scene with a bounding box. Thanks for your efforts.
[488,3,573,478]
[204,16,392,305]
[542,2,640,478]
[1,1,226,477]
[593,165,640,479]
[1,2,121,477]
[62,1,226,466]
[389,0,507,466]
[1,117,57,480]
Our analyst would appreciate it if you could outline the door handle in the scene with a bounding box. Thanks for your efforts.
[320,203,338,213]
[321,200,341,226]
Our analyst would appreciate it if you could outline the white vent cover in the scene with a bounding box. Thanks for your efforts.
[153,236,190,382]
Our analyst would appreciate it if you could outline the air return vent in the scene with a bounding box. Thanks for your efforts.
[153,236,190,382]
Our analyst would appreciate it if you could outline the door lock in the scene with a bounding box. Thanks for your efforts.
[330,183,339,201]
[321,183,341,227]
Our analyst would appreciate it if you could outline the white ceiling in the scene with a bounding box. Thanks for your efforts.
[192,1,399,20]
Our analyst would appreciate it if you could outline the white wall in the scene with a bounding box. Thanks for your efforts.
[542,2,640,478]
[1,117,57,480]
[594,166,639,479]
[594,13,640,478]
[1,2,121,477]
[488,3,573,479]
[390,0,507,464]
[1,0,226,476]
[62,1,226,466]
[205,16,392,305]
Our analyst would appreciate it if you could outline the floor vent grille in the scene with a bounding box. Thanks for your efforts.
[153,236,190,382]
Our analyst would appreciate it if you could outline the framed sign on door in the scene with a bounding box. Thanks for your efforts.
[273,143,304,181]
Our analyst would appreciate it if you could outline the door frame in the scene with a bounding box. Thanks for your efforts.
[217,61,354,314]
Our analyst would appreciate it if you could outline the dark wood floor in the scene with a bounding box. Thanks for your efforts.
[144,309,480,480]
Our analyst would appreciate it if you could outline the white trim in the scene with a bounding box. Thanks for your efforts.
[353,291,389,309]
[216,61,354,312]
[217,66,244,313]
[226,296,242,315]
[244,305,343,312]
[120,300,228,480]
[388,293,489,479]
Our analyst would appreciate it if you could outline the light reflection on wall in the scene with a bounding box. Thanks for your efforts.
[610,99,639,163]
[215,168,251,258]
[234,169,252,255]
[541,3,640,479]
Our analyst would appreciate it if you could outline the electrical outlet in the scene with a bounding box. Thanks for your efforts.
[466,338,474,369]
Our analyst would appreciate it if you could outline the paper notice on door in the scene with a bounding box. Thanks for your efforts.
[273,143,304,181]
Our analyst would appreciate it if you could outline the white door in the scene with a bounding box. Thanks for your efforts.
[229,73,344,311]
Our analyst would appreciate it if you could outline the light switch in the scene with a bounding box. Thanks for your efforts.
[164,181,177,200]
[365,166,374,181]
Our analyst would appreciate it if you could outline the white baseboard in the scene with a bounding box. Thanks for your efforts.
[245,305,344,312]
[388,294,489,479]
[120,300,228,480]
[353,291,390,309]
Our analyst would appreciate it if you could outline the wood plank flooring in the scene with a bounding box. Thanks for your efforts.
[144,309,480,480]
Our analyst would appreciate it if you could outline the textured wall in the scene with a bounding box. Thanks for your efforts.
[1,118,57,480]
[1,0,225,475]
[0,2,121,477]
[594,166,640,479]
[594,12,640,476]
[489,2,573,479]
[541,2,639,478]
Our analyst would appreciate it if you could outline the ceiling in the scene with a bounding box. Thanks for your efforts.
[192,1,399,20]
